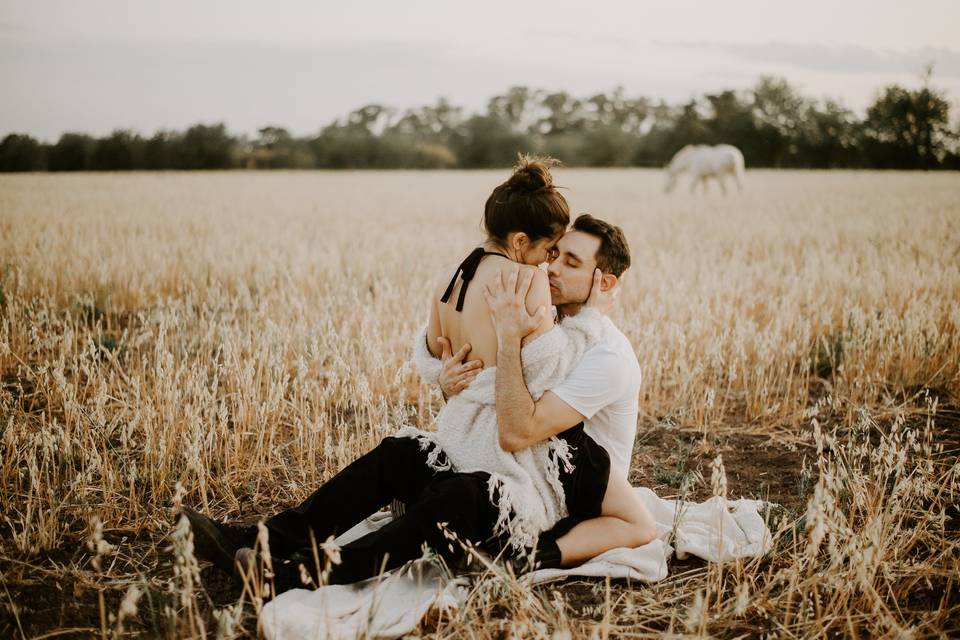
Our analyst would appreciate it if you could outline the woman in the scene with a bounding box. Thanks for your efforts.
[400,156,655,568]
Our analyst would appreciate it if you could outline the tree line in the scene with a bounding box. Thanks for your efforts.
[2,75,958,172]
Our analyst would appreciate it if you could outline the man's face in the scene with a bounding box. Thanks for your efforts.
[546,231,601,306]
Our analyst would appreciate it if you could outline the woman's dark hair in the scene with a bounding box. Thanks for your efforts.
[483,154,569,244]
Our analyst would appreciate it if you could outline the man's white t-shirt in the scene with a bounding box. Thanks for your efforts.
[550,315,641,478]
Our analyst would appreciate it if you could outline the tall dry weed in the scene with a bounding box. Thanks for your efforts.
[1,169,957,637]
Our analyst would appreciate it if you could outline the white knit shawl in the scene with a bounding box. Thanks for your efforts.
[396,308,605,551]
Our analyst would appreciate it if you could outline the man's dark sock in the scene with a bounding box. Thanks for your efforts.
[533,535,563,570]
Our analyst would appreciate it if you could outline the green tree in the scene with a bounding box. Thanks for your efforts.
[562,88,648,166]
[584,87,649,135]
[144,131,179,170]
[862,76,953,169]
[703,90,757,152]
[538,91,586,136]
[310,105,400,168]
[248,126,314,169]
[487,87,541,134]
[0,134,46,171]
[659,100,712,158]
[452,115,535,168]
[175,123,238,169]
[576,126,639,166]
[48,133,96,171]
[91,129,146,170]
[4,78,959,172]
[797,100,861,168]
[384,99,462,167]
[751,76,809,167]
[392,99,462,139]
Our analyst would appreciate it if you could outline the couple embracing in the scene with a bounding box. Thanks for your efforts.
[183,156,657,593]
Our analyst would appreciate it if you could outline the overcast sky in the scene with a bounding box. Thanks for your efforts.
[2,0,959,140]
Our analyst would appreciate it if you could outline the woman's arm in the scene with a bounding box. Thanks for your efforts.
[425,283,443,358]
[411,278,448,386]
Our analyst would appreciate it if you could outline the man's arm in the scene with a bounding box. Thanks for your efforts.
[494,338,586,452]
[484,267,617,452]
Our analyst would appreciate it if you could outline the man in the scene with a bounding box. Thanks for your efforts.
[478,213,652,567]
[182,214,650,591]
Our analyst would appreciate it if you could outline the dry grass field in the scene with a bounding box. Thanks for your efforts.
[1,168,959,638]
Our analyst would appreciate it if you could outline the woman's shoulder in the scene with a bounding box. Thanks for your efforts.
[519,264,550,293]
[487,260,548,287]
[517,267,551,321]
[488,260,546,278]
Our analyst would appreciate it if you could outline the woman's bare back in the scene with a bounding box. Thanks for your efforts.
[427,254,552,368]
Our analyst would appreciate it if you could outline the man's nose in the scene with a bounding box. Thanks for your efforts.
[547,261,560,276]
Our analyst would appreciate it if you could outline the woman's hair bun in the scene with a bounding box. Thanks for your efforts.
[505,153,562,193]
[483,153,569,243]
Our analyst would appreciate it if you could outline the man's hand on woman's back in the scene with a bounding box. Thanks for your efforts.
[436,336,483,399]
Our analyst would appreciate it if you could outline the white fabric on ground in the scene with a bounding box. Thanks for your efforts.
[261,487,774,640]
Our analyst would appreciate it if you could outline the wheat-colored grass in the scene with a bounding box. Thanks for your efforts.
[1,169,958,638]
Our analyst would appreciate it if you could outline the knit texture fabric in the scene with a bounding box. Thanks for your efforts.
[396,308,605,552]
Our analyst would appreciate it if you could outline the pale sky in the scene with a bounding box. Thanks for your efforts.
[2,0,959,140]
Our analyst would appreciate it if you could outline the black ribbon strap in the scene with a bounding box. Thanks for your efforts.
[440,248,508,312]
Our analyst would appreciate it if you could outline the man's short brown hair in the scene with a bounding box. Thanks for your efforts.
[571,214,631,277]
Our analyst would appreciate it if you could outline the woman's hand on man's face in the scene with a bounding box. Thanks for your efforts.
[436,336,482,398]
[585,268,619,315]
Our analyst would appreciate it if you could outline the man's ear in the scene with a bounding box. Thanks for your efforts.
[600,273,619,291]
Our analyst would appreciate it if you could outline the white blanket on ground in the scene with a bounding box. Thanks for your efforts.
[260,487,773,640]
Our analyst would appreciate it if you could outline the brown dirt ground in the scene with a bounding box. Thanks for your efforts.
[2,398,957,639]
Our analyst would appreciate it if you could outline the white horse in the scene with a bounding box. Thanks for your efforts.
[664,144,745,195]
